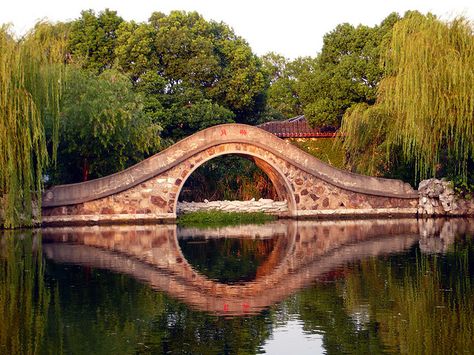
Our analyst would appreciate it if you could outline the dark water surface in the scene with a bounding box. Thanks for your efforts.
[1,218,474,354]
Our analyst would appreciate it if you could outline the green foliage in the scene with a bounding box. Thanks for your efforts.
[177,211,276,228]
[114,10,267,135]
[339,103,393,176]
[0,23,66,228]
[300,13,400,128]
[288,138,345,169]
[68,9,123,73]
[114,21,156,81]
[262,13,400,126]
[179,155,278,202]
[449,171,474,199]
[380,13,474,181]
[48,67,161,183]
[133,70,236,142]
[261,53,313,118]
[166,99,235,140]
[341,13,474,183]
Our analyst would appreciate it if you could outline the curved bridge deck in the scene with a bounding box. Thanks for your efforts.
[42,124,419,225]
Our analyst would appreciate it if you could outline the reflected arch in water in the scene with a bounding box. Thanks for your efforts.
[6,218,474,354]
[177,228,293,284]
[41,222,298,315]
[40,218,437,316]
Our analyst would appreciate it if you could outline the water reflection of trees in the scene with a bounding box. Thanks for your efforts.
[43,262,271,354]
[278,237,474,354]
[179,236,278,283]
[1,220,473,354]
[0,231,51,355]
[341,239,474,354]
[0,230,272,354]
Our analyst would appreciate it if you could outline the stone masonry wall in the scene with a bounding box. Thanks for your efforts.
[418,178,474,216]
[284,162,418,216]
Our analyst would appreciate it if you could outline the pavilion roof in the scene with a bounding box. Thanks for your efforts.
[257,115,337,138]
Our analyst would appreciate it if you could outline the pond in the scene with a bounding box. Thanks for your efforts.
[1,218,473,354]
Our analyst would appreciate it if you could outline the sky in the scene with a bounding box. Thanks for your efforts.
[1,0,472,59]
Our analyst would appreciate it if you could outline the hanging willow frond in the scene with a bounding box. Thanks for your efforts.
[380,13,474,179]
[340,103,395,176]
[0,23,67,228]
[341,13,474,182]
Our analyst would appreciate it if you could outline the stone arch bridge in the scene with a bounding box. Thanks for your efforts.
[42,124,419,225]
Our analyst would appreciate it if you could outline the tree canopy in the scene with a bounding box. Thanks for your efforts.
[261,53,313,119]
[68,9,123,73]
[299,13,400,128]
[114,10,266,135]
[50,9,267,180]
[261,13,401,127]
[48,67,161,183]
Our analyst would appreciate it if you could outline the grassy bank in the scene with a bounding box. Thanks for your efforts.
[177,211,276,228]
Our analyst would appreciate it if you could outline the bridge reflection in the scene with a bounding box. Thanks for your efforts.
[41,219,471,316]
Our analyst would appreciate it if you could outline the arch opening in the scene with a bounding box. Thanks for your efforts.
[179,154,279,202]
[175,149,296,216]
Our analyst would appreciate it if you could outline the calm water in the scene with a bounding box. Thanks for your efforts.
[1,218,474,354]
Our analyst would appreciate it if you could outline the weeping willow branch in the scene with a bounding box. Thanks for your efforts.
[341,13,474,181]
[0,23,67,228]
[340,103,395,177]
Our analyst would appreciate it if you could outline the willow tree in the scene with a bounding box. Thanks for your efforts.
[0,23,67,228]
[341,13,474,183]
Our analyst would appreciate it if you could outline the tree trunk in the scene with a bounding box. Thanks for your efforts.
[82,158,90,182]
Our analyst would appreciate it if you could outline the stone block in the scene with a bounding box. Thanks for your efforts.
[310,193,319,201]
[322,198,329,208]
[150,195,167,208]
